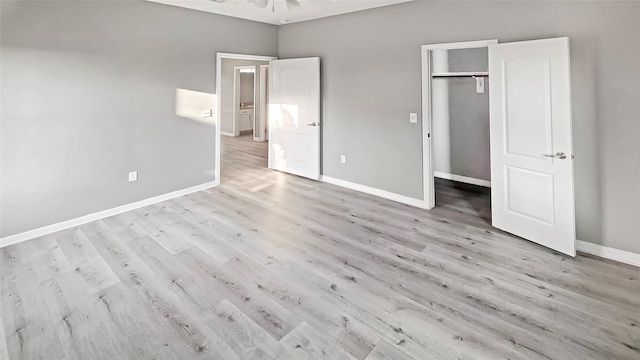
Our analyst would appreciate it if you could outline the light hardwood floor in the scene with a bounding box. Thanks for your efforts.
[1,134,639,360]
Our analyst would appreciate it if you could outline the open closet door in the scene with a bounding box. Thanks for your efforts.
[489,37,576,256]
[268,57,320,180]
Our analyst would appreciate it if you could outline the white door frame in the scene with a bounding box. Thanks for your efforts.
[420,39,498,209]
[232,65,257,137]
[215,52,277,186]
[258,64,269,142]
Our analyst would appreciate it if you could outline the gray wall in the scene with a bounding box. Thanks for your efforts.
[278,1,640,254]
[0,0,277,237]
[220,59,269,134]
[3,0,639,255]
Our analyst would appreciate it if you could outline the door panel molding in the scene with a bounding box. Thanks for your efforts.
[268,57,321,180]
[489,37,576,256]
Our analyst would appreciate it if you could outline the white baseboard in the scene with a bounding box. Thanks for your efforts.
[221,131,235,137]
[320,175,429,209]
[0,181,218,248]
[320,176,638,268]
[4,177,637,269]
[434,171,491,188]
[577,240,640,267]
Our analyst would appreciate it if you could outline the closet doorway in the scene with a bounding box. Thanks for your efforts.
[422,39,495,223]
[421,38,577,256]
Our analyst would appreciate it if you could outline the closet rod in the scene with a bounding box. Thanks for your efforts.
[432,71,489,78]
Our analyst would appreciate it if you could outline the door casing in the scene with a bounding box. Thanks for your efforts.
[420,39,498,209]
[258,64,270,142]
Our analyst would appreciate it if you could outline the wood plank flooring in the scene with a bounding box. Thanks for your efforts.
[1,134,639,360]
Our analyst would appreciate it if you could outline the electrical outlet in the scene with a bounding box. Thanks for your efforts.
[409,113,418,123]
[340,155,346,164]
[128,171,138,182]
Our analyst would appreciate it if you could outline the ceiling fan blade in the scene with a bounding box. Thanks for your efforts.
[285,0,301,11]
[252,0,269,8]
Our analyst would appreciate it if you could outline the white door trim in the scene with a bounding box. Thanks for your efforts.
[420,39,498,209]
[215,52,277,186]
[258,64,269,142]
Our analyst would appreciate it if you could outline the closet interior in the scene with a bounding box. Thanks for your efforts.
[431,47,492,220]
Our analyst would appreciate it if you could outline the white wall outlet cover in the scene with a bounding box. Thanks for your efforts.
[128,171,138,182]
[409,113,418,123]
[340,155,346,164]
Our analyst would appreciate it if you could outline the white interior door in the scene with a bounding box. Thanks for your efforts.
[268,57,320,180]
[489,37,576,256]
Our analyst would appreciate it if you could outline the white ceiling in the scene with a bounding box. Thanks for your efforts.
[147,0,413,25]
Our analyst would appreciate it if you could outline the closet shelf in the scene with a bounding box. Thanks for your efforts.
[432,71,489,78]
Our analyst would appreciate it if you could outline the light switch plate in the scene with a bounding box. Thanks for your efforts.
[201,109,213,118]
[409,113,418,123]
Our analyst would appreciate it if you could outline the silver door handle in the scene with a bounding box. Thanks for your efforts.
[542,152,568,159]
[306,122,318,127]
